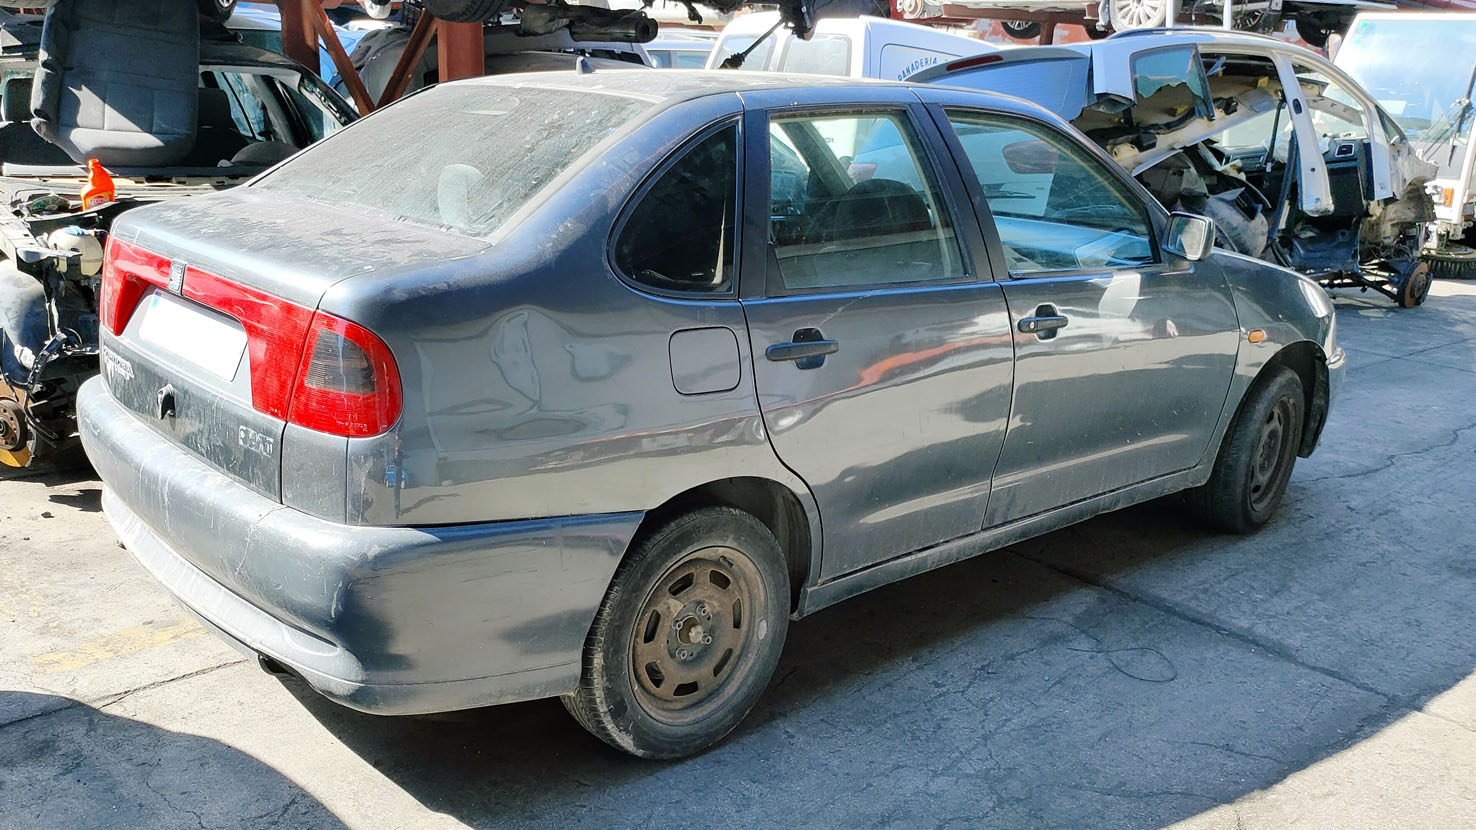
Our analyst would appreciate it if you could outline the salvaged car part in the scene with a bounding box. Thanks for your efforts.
[1426,244,1476,279]
[520,0,658,42]
[419,0,817,36]
[80,71,1342,759]
[0,8,354,467]
[913,31,1438,307]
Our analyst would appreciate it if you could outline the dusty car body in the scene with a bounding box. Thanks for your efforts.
[1335,11,1476,277]
[0,7,354,467]
[915,29,1438,306]
[80,70,1342,758]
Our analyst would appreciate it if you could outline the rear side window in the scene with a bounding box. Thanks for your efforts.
[768,111,963,291]
[614,124,739,294]
[254,85,646,237]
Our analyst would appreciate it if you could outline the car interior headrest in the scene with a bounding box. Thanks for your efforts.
[2,77,32,123]
[30,0,201,166]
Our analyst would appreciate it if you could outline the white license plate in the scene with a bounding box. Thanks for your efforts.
[136,291,248,381]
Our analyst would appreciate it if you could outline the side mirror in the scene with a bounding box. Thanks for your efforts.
[1164,212,1215,262]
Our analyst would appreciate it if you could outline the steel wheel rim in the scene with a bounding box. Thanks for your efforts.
[1115,0,1164,28]
[1249,399,1292,512]
[629,546,766,725]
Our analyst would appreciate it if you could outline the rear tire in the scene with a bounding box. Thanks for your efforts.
[563,507,790,759]
[421,0,504,22]
[1190,366,1305,534]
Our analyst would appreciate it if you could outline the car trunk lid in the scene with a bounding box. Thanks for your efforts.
[99,187,490,502]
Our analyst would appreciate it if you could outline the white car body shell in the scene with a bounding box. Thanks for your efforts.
[705,12,998,81]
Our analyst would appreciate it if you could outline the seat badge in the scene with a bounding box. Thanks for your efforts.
[168,260,186,294]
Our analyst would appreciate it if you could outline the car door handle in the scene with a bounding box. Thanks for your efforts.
[766,339,840,362]
[1017,314,1069,335]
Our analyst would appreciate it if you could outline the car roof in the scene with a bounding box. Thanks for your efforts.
[453,67,917,100]
[1100,27,1323,51]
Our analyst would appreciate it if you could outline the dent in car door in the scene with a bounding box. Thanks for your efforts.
[740,104,1014,580]
[937,109,1240,527]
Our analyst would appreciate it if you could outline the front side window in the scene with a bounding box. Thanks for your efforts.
[614,124,738,294]
[1295,66,1369,142]
[767,111,963,292]
[946,111,1156,274]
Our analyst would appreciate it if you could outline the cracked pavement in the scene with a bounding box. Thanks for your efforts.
[5,284,1476,828]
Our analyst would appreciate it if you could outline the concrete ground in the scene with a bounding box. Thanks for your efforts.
[4,283,1476,829]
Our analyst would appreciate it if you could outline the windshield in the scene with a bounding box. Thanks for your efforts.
[1336,17,1476,176]
[254,84,647,238]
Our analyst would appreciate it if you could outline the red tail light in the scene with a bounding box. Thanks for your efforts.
[288,313,402,437]
[101,237,401,437]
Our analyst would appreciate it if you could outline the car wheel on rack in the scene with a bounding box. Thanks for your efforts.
[1001,20,1042,40]
[563,507,790,759]
[197,0,237,22]
[1107,0,1167,30]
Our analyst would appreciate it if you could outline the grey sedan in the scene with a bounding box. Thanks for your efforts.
[80,70,1344,759]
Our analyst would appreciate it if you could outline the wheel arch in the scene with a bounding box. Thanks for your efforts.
[1255,340,1329,458]
[628,477,818,614]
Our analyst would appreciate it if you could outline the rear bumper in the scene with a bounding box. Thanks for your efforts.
[78,377,643,715]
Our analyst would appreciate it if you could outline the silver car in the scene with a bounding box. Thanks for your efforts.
[79,70,1344,759]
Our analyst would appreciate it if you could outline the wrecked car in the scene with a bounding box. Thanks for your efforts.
[81,70,1341,759]
[914,29,1438,306]
[0,3,354,467]
[1335,11,1476,278]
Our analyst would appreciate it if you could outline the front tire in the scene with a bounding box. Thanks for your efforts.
[1190,366,1305,534]
[563,507,790,759]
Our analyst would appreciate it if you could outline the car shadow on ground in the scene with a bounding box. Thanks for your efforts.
[276,480,1476,826]
[0,692,347,830]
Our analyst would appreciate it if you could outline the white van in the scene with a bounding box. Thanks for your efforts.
[704,12,997,81]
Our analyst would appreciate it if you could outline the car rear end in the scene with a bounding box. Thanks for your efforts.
[78,79,658,714]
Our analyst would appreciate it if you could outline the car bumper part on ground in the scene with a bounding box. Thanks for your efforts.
[77,377,643,715]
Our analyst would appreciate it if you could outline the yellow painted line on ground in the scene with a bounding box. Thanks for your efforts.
[29,619,205,674]
[0,565,45,618]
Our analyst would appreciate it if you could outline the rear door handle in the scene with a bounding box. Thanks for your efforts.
[766,327,838,369]
[766,340,839,362]
[1018,304,1069,340]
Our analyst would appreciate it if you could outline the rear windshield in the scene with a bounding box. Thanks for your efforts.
[253,84,647,237]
